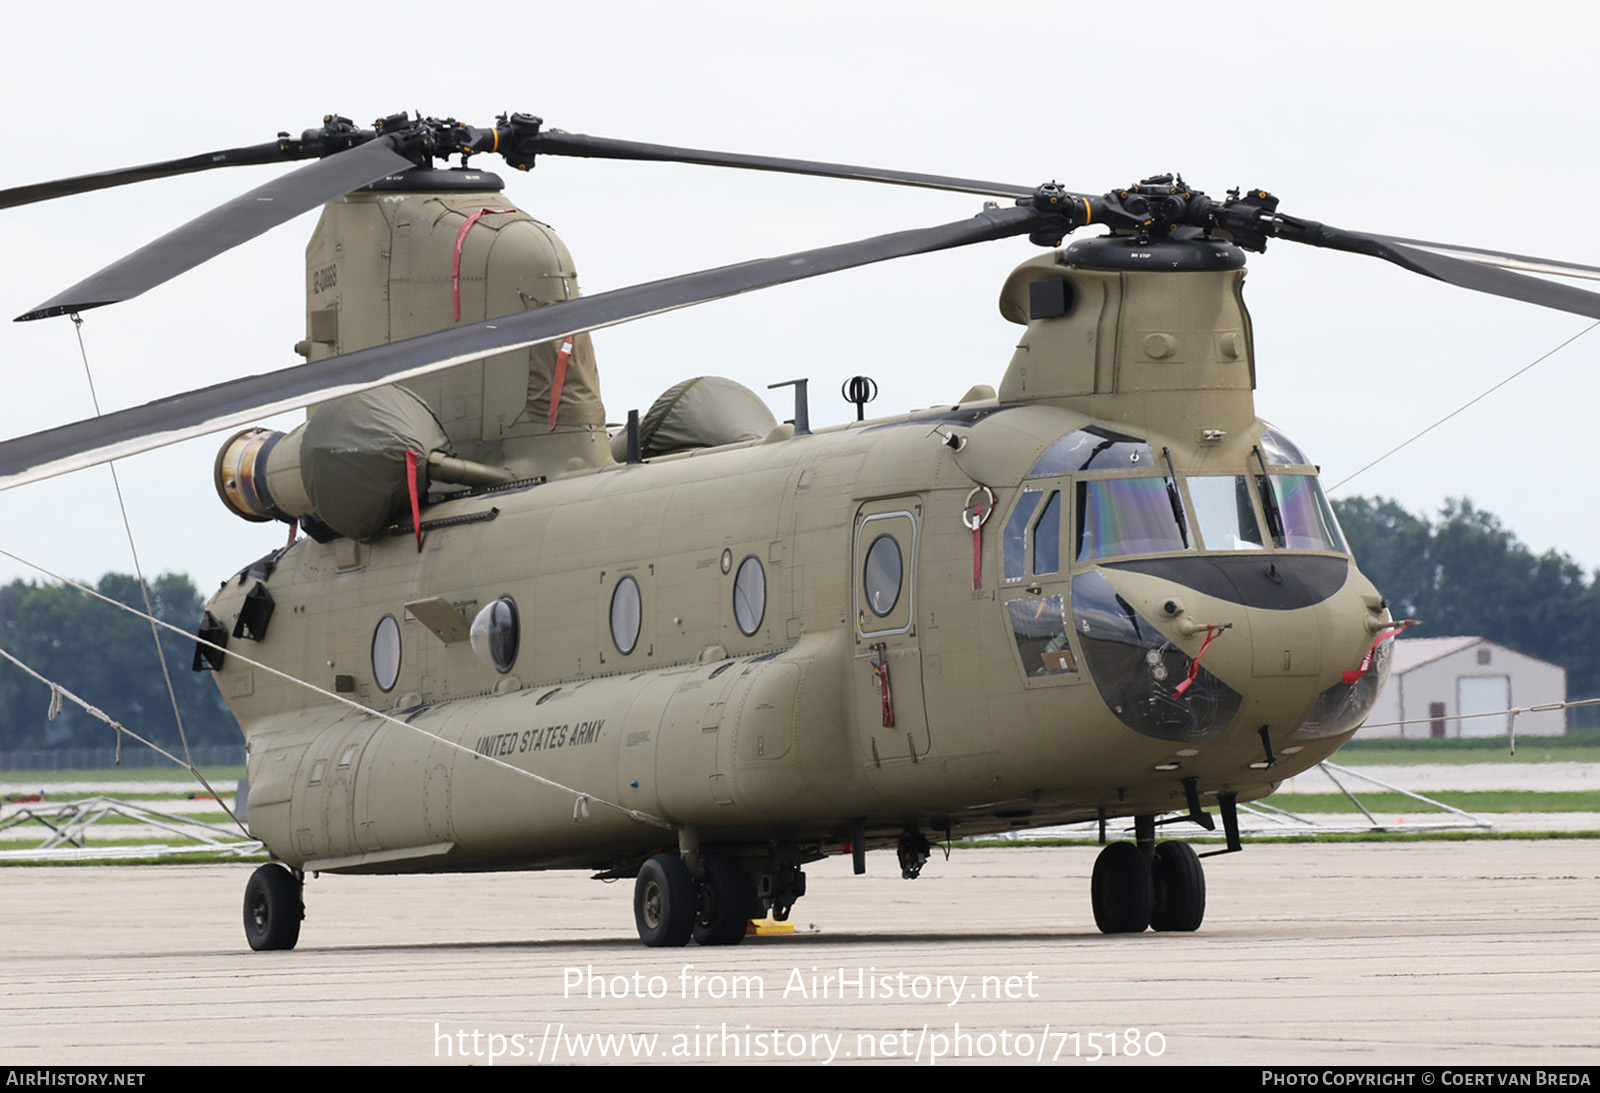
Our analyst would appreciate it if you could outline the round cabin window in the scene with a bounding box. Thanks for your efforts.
[863,534,903,617]
[610,575,642,655]
[733,555,766,636]
[470,596,520,673]
[371,614,402,692]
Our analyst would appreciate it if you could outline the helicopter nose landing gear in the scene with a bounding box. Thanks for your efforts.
[1090,839,1205,934]
[1150,840,1206,932]
[243,863,304,951]
[1091,842,1153,933]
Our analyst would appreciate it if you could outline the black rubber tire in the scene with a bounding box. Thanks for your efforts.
[634,853,695,947]
[243,864,302,951]
[1091,841,1153,934]
[1150,840,1206,932]
[692,853,755,947]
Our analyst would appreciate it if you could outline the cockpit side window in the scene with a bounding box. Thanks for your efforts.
[1258,425,1311,467]
[1033,491,1062,575]
[1005,594,1077,676]
[1003,490,1043,582]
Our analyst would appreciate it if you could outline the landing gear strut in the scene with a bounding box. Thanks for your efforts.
[1090,838,1205,934]
[766,863,807,922]
[243,863,303,951]
[897,825,931,880]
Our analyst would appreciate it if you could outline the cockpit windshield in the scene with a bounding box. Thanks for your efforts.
[1250,426,1348,552]
[1188,475,1266,551]
[1075,478,1192,562]
[1259,474,1348,552]
[1045,425,1346,563]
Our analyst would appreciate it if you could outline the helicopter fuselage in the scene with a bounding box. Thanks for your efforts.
[210,394,1388,878]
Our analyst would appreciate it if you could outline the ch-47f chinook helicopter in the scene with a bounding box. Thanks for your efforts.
[5,112,1600,951]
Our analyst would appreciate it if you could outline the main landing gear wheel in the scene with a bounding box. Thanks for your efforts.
[243,863,303,951]
[1091,842,1153,934]
[1150,840,1206,932]
[634,852,695,947]
[692,853,756,947]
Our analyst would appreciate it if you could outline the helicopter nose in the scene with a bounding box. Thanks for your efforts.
[1074,556,1383,744]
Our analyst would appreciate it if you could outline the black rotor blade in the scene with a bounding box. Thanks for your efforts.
[526,130,1042,201]
[0,203,1053,489]
[1305,225,1600,320]
[0,141,297,210]
[17,138,413,321]
[1368,233,1600,283]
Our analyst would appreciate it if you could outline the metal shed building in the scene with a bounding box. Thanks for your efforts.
[1362,636,1566,738]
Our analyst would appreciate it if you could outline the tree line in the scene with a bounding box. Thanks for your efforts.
[1333,497,1600,697]
[0,572,238,754]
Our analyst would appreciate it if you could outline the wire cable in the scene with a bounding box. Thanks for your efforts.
[1329,321,1598,493]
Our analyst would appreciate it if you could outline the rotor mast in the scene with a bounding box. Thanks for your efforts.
[995,176,1261,442]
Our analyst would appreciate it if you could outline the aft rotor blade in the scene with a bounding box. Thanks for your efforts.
[0,204,1052,490]
[525,129,1042,201]
[17,138,414,321]
[0,141,297,210]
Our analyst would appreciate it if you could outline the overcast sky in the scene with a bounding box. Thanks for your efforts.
[3,0,1598,594]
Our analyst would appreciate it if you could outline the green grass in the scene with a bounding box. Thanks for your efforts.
[1265,790,1600,813]
[0,845,266,865]
[965,829,1600,847]
[0,811,238,826]
[1333,738,1600,765]
[0,766,245,785]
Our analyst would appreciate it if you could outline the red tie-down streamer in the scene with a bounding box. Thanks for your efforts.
[962,485,995,591]
[871,643,895,728]
[1343,621,1414,683]
[451,207,516,320]
[548,337,574,430]
[1173,624,1229,698]
[405,450,423,554]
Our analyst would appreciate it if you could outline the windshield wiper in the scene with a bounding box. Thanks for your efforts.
[1162,447,1190,549]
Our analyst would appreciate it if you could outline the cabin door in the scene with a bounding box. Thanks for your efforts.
[851,498,929,764]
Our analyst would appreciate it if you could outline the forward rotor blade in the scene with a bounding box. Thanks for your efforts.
[0,204,1051,490]
[0,141,295,210]
[525,130,1041,201]
[17,138,413,321]
[1300,224,1600,320]
[1368,234,1600,283]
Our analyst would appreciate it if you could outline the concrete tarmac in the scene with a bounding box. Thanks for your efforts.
[1,842,1596,1067]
